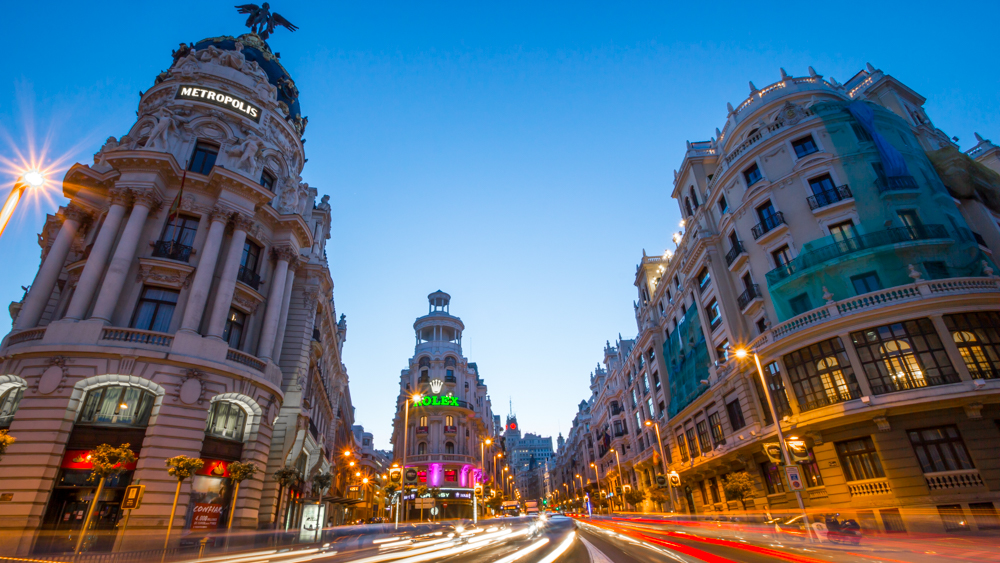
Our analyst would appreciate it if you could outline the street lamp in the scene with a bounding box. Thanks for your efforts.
[734,348,815,542]
[0,170,46,239]
[590,462,605,515]
[646,419,677,512]
[399,392,423,525]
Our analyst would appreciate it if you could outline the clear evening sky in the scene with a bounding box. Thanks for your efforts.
[1,2,997,449]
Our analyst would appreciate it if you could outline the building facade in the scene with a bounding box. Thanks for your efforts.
[347,425,391,522]
[502,415,554,502]
[0,30,355,555]
[554,64,1000,534]
[389,292,497,519]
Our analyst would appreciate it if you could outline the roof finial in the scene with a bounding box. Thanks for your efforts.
[749,81,758,93]
[779,68,788,80]
[727,102,734,114]
[975,132,985,142]
[808,66,818,77]
[866,62,876,73]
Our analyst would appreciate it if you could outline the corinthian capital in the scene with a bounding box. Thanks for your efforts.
[231,212,255,232]
[61,204,92,225]
[109,187,132,207]
[272,245,299,263]
[131,189,163,211]
[209,205,233,224]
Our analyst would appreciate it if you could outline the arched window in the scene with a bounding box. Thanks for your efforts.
[879,339,926,389]
[417,442,427,455]
[206,401,249,441]
[689,187,699,208]
[78,385,154,427]
[0,384,25,429]
[816,356,851,405]
[418,357,431,368]
[419,416,428,427]
[445,415,454,426]
[684,198,693,217]
[445,442,455,454]
[445,357,457,368]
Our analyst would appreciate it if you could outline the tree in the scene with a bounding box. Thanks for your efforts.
[311,472,332,538]
[723,471,755,511]
[74,443,136,554]
[273,466,301,532]
[225,461,259,539]
[164,455,204,551]
[648,487,670,506]
[0,429,15,462]
[624,488,647,511]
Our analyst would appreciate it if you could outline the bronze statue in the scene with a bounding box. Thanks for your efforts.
[235,3,298,40]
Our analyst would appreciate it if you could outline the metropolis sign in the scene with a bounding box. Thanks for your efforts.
[176,85,262,122]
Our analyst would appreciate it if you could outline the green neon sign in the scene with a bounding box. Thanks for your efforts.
[412,395,460,407]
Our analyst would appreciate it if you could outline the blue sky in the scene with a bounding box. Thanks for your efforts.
[2,1,998,449]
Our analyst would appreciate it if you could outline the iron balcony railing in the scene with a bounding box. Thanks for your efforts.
[751,212,786,239]
[766,224,949,285]
[807,185,852,210]
[725,241,745,266]
[875,175,919,193]
[237,265,262,290]
[152,240,193,262]
[445,375,457,383]
[737,284,762,310]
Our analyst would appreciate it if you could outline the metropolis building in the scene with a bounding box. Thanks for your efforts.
[554,64,1000,534]
[0,28,356,554]
[390,292,497,519]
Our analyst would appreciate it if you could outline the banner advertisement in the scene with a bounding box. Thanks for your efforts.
[190,503,223,531]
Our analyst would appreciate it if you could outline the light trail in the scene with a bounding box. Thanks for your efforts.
[490,538,550,563]
[535,531,576,563]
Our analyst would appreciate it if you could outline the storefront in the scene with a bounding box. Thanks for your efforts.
[182,459,235,542]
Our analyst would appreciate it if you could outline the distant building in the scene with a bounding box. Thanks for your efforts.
[503,414,554,501]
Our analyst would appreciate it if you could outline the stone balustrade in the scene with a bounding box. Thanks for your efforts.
[847,477,892,497]
[925,469,985,491]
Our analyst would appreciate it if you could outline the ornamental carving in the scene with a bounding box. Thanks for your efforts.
[136,259,195,289]
[109,187,132,207]
[131,189,163,211]
[232,212,256,232]
[273,245,299,263]
[61,205,92,226]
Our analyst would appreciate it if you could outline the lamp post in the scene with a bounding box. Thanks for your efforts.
[590,462,605,515]
[400,393,422,524]
[0,170,45,239]
[735,348,815,542]
[646,419,677,512]
[610,448,624,513]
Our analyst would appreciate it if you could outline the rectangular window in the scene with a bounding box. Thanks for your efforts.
[851,272,882,295]
[897,209,922,230]
[789,293,812,316]
[647,398,655,419]
[631,389,638,408]
[206,401,247,441]
[726,399,746,430]
[829,219,857,242]
[851,319,958,394]
[808,174,835,195]
[223,308,246,349]
[643,373,650,394]
[937,505,969,532]
[696,420,712,453]
[686,428,700,459]
[772,245,792,268]
[852,122,873,143]
[715,339,731,363]
[161,214,199,247]
[718,195,729,214]
[189,142,219,175]
[698,480,708,505]
[241,241,261,272]
[756,317,768,335]
[708,476,721,504]
[658,400,665,418]
[756,201,777,225]
[763,361,792,418]
[697,267,711,292]
[799,447,824,487]
[944,312,1000,379]
[744,163,763,186]
[783,337,862,410]
[130,286,179,332]
[653,371,660,389]
[706,299,722,329]
[708,412,725,446]
[923,261,949,280]
[677,432,689,462]
[760,461,785,495]
[969,502,1000,530]
[907,425,975,473]
[792,135,819,158]
[880,508,906,533]
[260,169,276,191]
[635,412,642,434]
[836,437,886,481]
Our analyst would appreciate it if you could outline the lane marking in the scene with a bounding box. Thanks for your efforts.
[579,536,615,563]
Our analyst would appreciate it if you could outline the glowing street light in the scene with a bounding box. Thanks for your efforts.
[0,170,46,239]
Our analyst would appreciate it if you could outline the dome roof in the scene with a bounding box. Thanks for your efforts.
[188,34,302,121]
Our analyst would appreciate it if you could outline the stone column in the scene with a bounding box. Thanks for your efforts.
[257,246,297,362]
[90,190,160,322]
[270,262,299,362]
[64,190,129,321]
[206,214,253,339]
[836,331,875,397]
[179,207,230,333]
[15,205,90,329]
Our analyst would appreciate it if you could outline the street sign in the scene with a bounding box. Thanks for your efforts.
[121,485,145,509]
[668,473,681,487]
[430,507,439,516]
[389,467,402,484]
[414,498,435,509]
[655,474,668,488]
[404,468,418,484]
[784,466,805,491]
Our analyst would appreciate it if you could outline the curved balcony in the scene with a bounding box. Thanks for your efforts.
[875,175,919,194]
[237,265,262,290]
[405,453,475,464]
[807,185,852,210]
[766,224,949,285]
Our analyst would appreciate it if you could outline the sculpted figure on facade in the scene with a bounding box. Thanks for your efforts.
[227,133,264,173]
[144,108,188,151]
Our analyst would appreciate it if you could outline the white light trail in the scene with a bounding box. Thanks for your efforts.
[535,531,576,563]
[490,538,550,563]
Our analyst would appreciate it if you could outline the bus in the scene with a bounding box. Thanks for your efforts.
[524,501,539,515]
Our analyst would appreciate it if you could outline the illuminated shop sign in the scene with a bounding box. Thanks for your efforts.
[176,85,261,122]
[403,489,473,501]
[411,395,461,407]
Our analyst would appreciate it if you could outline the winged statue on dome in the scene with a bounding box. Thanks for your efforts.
[235,3,298,39]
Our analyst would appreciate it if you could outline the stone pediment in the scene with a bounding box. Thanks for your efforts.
[136,257,195,289]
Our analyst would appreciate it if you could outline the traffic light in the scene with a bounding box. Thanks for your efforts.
[474,483,483,496]
[483,484,491,497]
[623,484,632,494]
[389,467,402,484]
